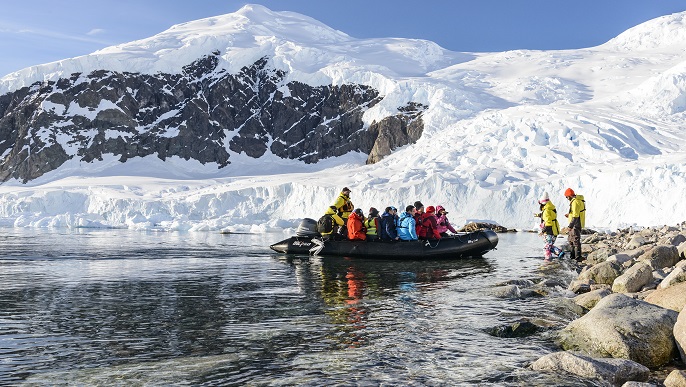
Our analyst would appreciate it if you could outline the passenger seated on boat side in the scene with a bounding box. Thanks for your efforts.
[317,205,345,241]
[347,208,367,241]
[413,201,425,238]
[365,207,381,241]
[380,206,399,241]
[397,205,418,241]
[435,205,457,237]
[333,187,354,238]
[419,206,441,240]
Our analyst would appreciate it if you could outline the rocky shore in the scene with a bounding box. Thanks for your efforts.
[505,223,686,386]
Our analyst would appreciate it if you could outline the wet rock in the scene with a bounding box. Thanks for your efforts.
[622,382,658,387]
[665,369,686,387]
[574,288,612,310]
[487,320,541,338]
[491,285,521,298]
[568,279,592,294]
[612,262,653,293]
[530,351,649,386]
[639,245,680,270]
[558,293,678,368]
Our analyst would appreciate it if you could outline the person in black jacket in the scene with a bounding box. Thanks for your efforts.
[379,206,399,241]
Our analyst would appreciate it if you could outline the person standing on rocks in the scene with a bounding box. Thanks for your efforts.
[564,188,586,262]
[534,192,564,261]
[333,187,354,238]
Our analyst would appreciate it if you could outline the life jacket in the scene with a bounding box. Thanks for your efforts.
[541,201,560,236]
[415,213,427,238]
[420,213,441,239]
[347,212,366,241]
[568,195,586,229]
[364,217,378,236]
[333,193,354,219]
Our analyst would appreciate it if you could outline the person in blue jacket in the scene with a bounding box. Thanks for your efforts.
[380,206,399,241]
[396,205,418,241]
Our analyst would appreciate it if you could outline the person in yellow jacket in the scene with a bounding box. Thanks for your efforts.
[318,206,345,241]
[364,207,381,241]
[332,187,354,237]
[534,192,563,261]
[564,188,586,262]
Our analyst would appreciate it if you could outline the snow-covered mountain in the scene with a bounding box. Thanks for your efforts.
[1,4,685,231]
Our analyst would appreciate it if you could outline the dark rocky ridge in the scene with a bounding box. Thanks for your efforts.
[0,53,426,182]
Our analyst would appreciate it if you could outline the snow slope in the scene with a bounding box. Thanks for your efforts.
[1,5,686,232]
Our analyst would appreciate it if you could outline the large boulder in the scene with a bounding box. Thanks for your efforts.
[530,351,649,386]
[612,262,654,293]
[673,308,686,364]
[626,235,649,250]
[644,282,686,312]
[577,261,623,285]
[558,293,678,368]
[639,245,680,270]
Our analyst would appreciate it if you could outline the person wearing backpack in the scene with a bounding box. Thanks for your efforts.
[564,188,586,262]
[318,205,344,241]
[364,207,381,241]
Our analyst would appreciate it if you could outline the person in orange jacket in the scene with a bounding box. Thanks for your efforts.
[347,208,367,241]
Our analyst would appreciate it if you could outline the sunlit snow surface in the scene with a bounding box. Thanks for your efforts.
[1,5,685,231]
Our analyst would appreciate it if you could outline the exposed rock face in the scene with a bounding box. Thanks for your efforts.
[0,54,426,182]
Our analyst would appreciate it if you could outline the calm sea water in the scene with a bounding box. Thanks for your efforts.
[0,229,602,386]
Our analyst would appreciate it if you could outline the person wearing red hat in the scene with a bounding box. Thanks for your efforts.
[419,206,441,240]
[564,188,586,262]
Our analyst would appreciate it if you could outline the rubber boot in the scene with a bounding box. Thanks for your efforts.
[574,247,584,262]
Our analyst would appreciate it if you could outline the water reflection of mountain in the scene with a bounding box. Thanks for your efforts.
[281,255,494,349]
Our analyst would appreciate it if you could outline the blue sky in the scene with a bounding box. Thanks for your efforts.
[1,0,685,77]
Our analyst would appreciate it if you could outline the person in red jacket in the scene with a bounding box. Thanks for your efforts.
[420,206,442,240]
[347,208,367,241]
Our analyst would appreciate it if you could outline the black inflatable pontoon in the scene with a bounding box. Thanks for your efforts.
[270,218,499,259]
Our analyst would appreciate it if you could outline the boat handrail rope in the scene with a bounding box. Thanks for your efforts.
[424,239,440,248]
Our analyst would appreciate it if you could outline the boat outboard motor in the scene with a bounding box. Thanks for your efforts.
[296,218,320,237]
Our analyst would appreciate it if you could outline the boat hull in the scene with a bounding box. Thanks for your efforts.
[270,230,498,259]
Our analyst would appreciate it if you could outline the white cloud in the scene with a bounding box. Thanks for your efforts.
[86,28,106,36]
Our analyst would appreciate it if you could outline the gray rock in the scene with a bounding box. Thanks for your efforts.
[530,351,649,385]
[622,382,657,387]
[659,260,686,289]
[612,262,654,293]
[626,235,649,250]
[487,320,541,338]
[639,245,680,270]
[646,282,686,312]
[574,288,612,310]
[577,261,623,285]
[679,241,686,260]
[558,293,678,368]
[673,305,686,363]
